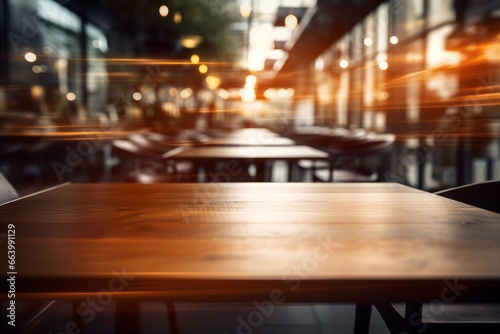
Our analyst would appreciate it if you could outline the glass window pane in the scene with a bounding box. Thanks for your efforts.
[428,0,455,28]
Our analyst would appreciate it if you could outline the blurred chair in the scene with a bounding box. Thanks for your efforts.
[434,179,500,213]
[0,175,70,333]
[111,139,194,183]
[374,180,500,333]
[0,173,18,203]
[300,133,395,183]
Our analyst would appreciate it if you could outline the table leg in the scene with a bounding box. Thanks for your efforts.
[405,302,423,326]
[167,301,180,334]
[288,161,296,182]
[328,158,335,182]
[354,303,372,334]
[115,300,140,334]
[73,300,86,333]
[255,161,266,182]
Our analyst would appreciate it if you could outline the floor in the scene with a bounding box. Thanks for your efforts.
[31,302,392,334]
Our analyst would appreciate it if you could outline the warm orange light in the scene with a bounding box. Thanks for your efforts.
[390,36,399,45]
[378,61,389,71]
[159,5,169,17]
[174,12,182,24]
[169,88,178,96]
[66,92,76,101]
[179,88,193,99]
[181,35,203,49]
[206,75,221,90]
[285,15,298,30]
[191,54,200,64]
[240,2,252,18]
[264,88,276,99]
[245,75,257,87]
[364,37,373,46]
[339,59,349,69]
[199,64,208,74]
[241,88,256,102]
[56,59,68,68]
[31,86,43,99]
[132,92,142,101]
[217,88,231,100]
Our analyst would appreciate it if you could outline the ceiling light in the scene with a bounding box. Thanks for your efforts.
[285,14,298,30]
[240,2,252,18]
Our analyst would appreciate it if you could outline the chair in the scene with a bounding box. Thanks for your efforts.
[0,173,18,203]
[372,180,500,334]
[434,179,500,213]
[0,174,71,333]
[111,139,194,183]
[304,133,395,183]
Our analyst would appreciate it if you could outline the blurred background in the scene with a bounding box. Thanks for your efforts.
[1,0,499,194]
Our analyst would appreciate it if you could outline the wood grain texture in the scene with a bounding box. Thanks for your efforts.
[1,183,499,302]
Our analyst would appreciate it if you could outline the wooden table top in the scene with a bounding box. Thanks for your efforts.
[202,136,296,146]
[222,128,280,137]
[169,145,328,160]
[1,183,500,302]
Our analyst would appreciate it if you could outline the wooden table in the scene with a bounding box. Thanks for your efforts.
[169,145,328,181]
[202,136,296,146]
[220,128,280,138]
[1,183,499,333]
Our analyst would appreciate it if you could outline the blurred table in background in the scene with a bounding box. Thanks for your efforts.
[169,145,328,182]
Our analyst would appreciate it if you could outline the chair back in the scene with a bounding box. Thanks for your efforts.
[0,173,18,203]
[435,180,500,213]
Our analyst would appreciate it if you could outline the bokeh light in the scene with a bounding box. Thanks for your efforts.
[132,92,142,101]
[339,59,349,69]
[199,64,208,74]
[159,5,169,17]
[191,54,200,64]
[24,52,37,63]
[66,92,76,101]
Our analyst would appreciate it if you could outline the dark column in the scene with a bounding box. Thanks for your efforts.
[0,0,11,94]
[79,3,88,113]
